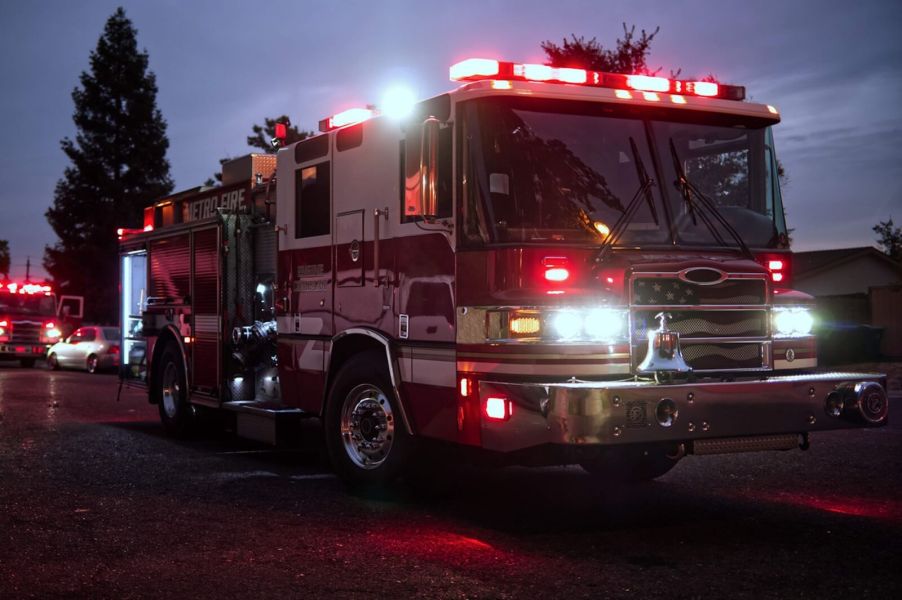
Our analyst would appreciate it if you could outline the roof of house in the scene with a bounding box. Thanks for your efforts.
[794,246,902,279]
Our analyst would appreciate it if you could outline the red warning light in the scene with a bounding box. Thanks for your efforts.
[484,396,512,421]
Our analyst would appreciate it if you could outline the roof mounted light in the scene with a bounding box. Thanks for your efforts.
[318,107,376,132]
[449,58,745,101]
[449,58,500,81]
[1,282,52,295]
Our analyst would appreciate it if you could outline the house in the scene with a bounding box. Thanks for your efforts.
[793,246,902,359]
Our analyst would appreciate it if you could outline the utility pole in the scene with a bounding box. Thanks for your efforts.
[25,257,31,282]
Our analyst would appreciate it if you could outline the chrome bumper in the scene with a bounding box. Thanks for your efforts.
[479,372,888,453]
[0,344,47,358]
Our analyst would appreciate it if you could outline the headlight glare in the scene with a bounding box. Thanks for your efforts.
[773,306,814,337]
[584,308,626,341]
[551,311,582,339]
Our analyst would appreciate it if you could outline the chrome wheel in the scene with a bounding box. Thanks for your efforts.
[87,355,99,374]
[161,361,180,419]
[339,383,394,470]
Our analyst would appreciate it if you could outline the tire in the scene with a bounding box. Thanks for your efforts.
[86,354,99,374]
[324,350,413,488]
[20,358,36,368]
[48,353,60,370]
[153,341,195,437]
[580,445,682,483]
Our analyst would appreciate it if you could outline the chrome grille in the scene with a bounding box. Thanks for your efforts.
[633,309,766,339]
[630,273,769,372]
[11,321,42,343]
[631,277,766,306]
[681,343,764,370]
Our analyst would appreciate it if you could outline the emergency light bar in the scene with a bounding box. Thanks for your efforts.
[449,58,745,101]
[318,107,377,132]
[0,282,52,295]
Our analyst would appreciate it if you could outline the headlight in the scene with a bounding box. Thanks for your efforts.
[772,306,814,337]
[491,307,628,342]
[551,311,583,339]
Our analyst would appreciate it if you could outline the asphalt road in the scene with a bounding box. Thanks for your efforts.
[1,363,900,599]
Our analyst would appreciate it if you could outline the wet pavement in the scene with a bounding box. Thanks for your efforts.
[1,362,900,599]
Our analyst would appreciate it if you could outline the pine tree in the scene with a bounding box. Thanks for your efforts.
[0,240,10,279]
[45,7,172,322]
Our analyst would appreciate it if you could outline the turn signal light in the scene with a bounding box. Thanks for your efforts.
[509,315,541,335]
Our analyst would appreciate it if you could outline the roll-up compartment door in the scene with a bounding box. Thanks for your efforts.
[192,227,220,390]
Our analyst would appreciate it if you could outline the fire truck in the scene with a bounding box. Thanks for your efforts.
[0,281,81,367]
[118,58,889,486]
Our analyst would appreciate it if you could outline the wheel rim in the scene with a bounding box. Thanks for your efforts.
[161,362,180,419]
[88,356,98,373]
[339,383,394,470]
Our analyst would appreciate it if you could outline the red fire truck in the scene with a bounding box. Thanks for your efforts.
[0,281,75,367]
[118,59,888,486]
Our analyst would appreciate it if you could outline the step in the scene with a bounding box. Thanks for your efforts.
[222,401,308,445]
[222,400,307,416]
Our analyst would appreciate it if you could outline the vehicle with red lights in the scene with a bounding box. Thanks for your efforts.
[0,282,66,367]
[118,59,888,486]
[47,326,121,373]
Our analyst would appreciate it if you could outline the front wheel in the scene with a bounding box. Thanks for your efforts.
[153,341,195,437]
[580,445,682,482]
[324,350,413,488]
[47,354,60,370]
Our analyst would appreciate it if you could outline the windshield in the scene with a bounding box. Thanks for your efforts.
[0,293,56,316]
[461,97,787,249]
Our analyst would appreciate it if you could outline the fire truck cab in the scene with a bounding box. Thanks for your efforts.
[0,282,72,367]
[119,59,888,486]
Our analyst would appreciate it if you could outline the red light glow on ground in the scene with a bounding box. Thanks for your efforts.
[756,491,902,522]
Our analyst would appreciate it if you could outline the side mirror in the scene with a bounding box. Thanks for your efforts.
[418,116,440,219]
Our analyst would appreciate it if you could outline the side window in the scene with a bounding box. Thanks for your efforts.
[81,328,97,342]
[295,162,330,238]
[401,123,452,222]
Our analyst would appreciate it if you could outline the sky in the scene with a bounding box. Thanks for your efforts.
[0,0,900,280]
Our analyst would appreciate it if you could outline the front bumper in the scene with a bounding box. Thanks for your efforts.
[0,344,48,359]
[479,372,888,453]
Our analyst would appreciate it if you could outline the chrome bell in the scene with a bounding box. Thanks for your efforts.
[637,312,692,377]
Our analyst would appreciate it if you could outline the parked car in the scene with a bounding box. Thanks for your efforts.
[47,326,120,374]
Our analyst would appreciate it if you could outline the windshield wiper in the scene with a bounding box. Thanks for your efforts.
[594,137,657,266]
[667,138,756,261]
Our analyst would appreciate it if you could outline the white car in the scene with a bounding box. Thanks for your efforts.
[47,326,120,374]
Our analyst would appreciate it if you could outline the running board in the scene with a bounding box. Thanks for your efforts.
[222,401,309,445]
[691,434,803,455]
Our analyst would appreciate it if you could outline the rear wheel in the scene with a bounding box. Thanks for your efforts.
[154,341,195,437]
[20,358,36,368]
[580,445,682,482]
[324,350,413,488]
[86,354,99,374]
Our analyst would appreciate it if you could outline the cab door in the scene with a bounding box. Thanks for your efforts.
[275,135,333,410]
[331,120,397,337]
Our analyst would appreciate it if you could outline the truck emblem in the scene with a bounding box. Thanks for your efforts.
[678,267,727,286]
